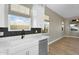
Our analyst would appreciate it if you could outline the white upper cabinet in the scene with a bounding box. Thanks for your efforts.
[32,5,45,28]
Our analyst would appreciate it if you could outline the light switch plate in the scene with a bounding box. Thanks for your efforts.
[0,32,4,36]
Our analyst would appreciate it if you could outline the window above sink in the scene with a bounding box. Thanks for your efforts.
[8,14,31,31]
[8,4,32,31]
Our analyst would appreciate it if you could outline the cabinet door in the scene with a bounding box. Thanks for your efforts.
[11,49,29,55]
[0,50,8,55]
[8,45,30,55]
[0,52,7,55]
[14,50,28,55]
[32,5,44,28]
[29,45,39,55]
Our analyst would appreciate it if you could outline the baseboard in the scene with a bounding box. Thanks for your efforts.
[48,35,79,45]
[64,35,79,38]
[48,36,64,45]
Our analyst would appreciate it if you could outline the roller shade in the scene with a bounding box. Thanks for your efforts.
[10,4,30,16]
[43,15,49,22]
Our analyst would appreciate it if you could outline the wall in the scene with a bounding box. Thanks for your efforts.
[64,19,70,36]
[0,4,8,27]
[45,7,65,43]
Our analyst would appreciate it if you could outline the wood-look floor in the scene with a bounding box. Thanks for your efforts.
[49,37,79,55]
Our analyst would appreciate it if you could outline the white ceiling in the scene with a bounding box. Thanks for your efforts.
[46,4,79,19]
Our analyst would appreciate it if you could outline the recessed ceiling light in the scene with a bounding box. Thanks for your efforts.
[76,19,79,21]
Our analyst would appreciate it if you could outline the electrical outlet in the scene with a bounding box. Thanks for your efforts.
[0,32,4,36]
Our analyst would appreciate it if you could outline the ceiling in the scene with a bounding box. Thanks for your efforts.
[46,4,79,19]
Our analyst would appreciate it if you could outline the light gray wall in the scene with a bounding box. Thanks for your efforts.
[45,7,65,43]
[64,19,70,36]
[0,4,8,27]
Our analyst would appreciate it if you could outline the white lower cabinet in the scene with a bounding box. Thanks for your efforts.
[0,34,48,55]
[0,50,8,55]
[8,42,39,55]
[12,49,29,55]
[9,46,38,55]
[0,52,7,55]
[29,45,39,55]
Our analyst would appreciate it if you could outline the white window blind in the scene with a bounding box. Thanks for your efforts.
[10,4,30,16]
[43,15,49,21]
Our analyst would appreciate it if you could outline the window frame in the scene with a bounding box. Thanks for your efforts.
[8,4,32,31]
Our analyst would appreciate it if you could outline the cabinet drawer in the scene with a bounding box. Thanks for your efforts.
[0,50,8,55]
[0,52,7,55]
[29,45,39,55]
[8,45,28,54]
[10,49,29,55]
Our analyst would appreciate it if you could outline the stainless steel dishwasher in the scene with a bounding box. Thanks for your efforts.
[39,39,48,55]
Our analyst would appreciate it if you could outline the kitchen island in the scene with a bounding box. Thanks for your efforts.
[0,33,49,55]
